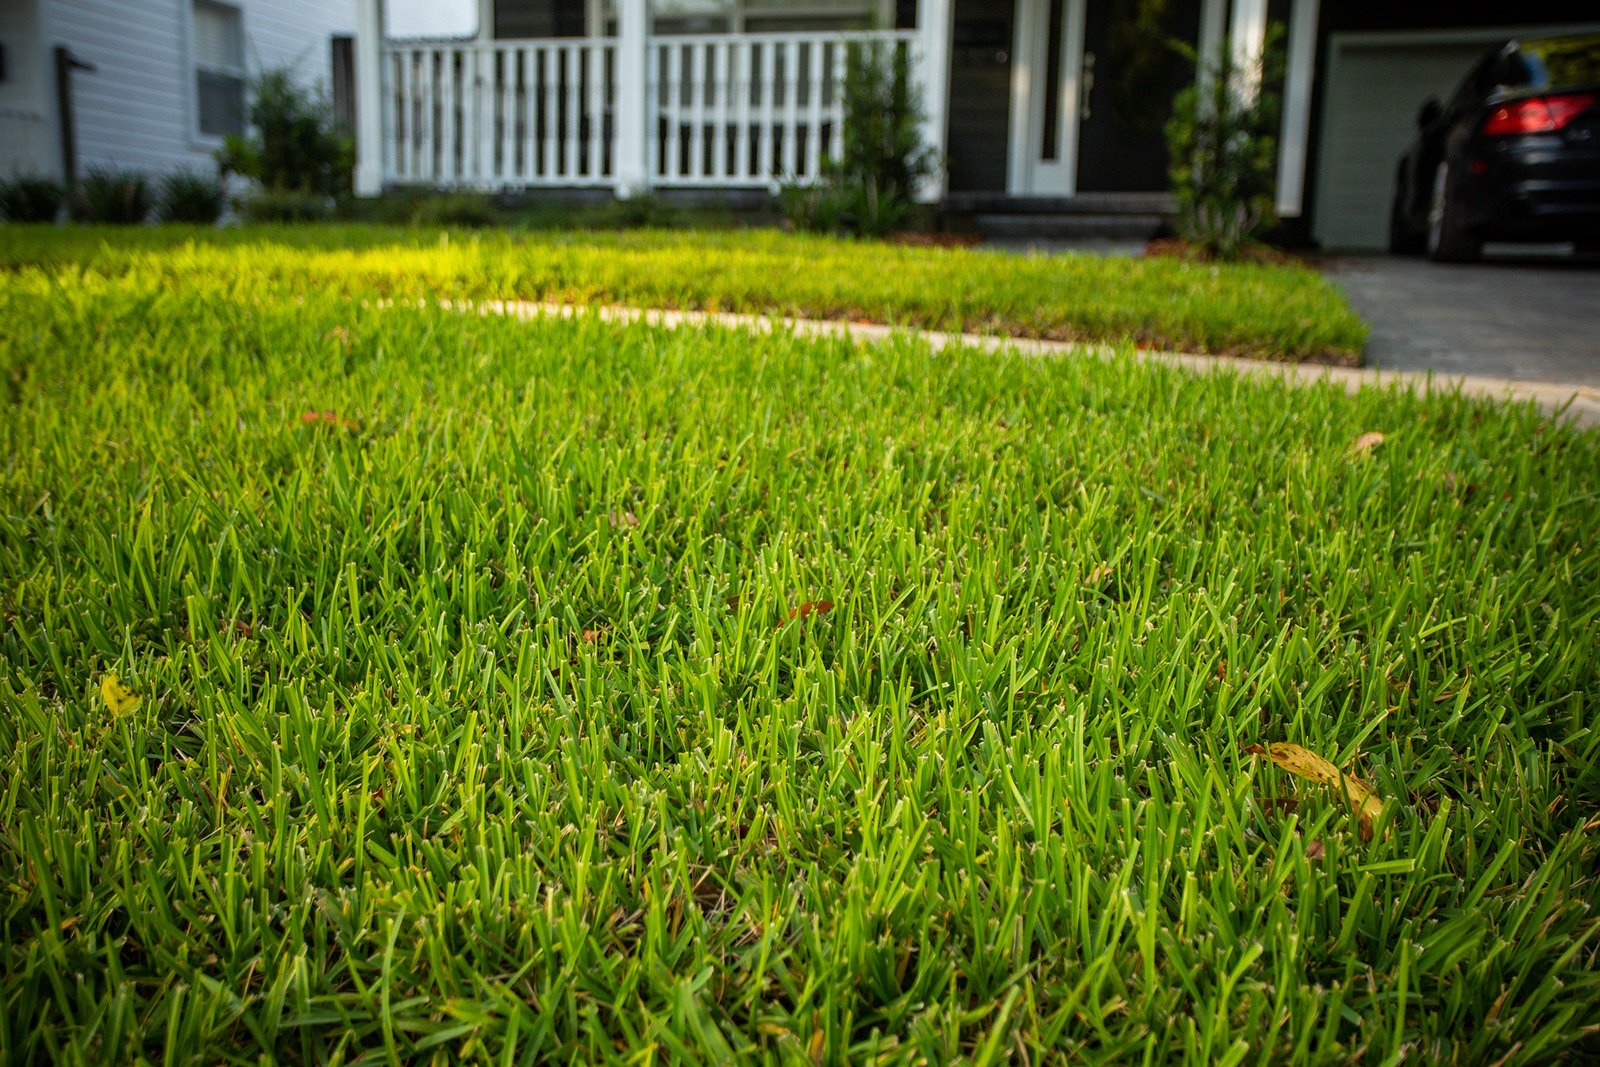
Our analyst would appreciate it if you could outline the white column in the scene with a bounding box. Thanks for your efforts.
[1229,0,1269,99]
[613,0,650,196]
[1196,0,1227,95]
[914,0,953,203]
[1276,0,1319,215]
[354,0,385,196]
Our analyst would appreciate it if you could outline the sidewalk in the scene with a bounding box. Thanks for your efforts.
[462,299,1600,429]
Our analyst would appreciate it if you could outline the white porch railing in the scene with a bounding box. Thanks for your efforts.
[385,40,617,187]
[379,30,917,192]
[647,31,915,186]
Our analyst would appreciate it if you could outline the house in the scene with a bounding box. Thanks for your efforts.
[0,0,356,184]
[349,0,1600,250]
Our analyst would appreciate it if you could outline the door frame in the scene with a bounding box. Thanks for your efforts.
[1006,0,1086,197]
[1003,0,1227,197]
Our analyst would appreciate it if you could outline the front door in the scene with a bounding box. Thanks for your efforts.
[1074,0,1204,193]
[1008,0,1083,196]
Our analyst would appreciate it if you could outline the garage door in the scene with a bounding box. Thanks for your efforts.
[1313,33,1501,251]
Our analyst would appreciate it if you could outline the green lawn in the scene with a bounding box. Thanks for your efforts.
[0,224,1367,363]
[2,240,1598,1064]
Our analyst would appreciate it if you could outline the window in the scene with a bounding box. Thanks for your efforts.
[193,0,244,138]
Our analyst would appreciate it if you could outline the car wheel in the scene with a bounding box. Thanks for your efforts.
[1426,162,1480,263]
[1389,192,1424,255]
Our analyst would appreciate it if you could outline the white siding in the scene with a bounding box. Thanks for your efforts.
[27,0,355,178]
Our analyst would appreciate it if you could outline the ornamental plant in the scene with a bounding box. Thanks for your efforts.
[1165,26,1285,259]
[218,67,353,203]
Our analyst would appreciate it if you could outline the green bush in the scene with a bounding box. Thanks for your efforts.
[218,67,353,201]
[0,175,65,223]
[410,193,498,228]
[69,168,154,224]
[1166,28,1284,260]
[159,170,227,224]
[782,41,935,238]
[240,187,333,223]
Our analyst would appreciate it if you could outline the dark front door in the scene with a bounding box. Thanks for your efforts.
[1074,0,1203,193]
[945,0,1015,192]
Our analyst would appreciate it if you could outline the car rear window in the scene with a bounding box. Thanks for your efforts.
[1506,34,1600,90]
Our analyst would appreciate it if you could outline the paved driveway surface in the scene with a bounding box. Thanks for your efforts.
[1325,253,1600,387]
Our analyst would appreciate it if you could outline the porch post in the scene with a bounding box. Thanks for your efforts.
[1196,0,1227,95]
[914,0,953,203]
[1228,0,1269,99]
[613,0,651,197]
[1275,0,1319,215]
[353,0,385,197]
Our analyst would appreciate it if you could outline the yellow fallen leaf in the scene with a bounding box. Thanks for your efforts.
[100,674,142,716]
[1243,741,1385,839]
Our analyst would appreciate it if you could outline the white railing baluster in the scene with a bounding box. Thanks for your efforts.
[805,39,824,180]
[757,41,774,182]
[829,41,846,165]
[586,42,604,179]
[420,49,436,182]
[664,43,683,179]
[563,45,580,180]
[730,41,749,181]
[519,47,534,181]
[781,40,800,183]
[691,43,709,179]
[541,47,557,180]
[440,49,458,185]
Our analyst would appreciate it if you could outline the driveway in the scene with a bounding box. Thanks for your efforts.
[1325,253,1600,388]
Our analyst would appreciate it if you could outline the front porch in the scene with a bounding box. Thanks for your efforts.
[351,0,1318,214]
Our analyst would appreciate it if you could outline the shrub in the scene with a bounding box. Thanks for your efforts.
[70,168,154,224]
[240,187,333,223]
[782,41,935,238]
[160,170,227,224]
[0,175,66,223]
[218,67,353,201]
[1165,28,1284,260]
[411,194,498,228]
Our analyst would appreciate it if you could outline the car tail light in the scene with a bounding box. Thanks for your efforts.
[1482,93,1596,135]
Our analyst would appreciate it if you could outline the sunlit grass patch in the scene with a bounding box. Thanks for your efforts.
[0,223,1367,362]
[0,266,1595,1064]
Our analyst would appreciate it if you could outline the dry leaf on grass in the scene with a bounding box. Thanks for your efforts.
[1244,741,1385,840]
[1350,431,1385,456]
[100,674,142,716]
[781,600,834,627]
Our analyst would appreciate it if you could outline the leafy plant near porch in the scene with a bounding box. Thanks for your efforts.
[1166,27,1285,260]
[781,40,936,237]
[217,67,353,214]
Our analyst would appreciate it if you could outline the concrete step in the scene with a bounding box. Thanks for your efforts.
[944,191,1175,216]
[973,212,1166,241]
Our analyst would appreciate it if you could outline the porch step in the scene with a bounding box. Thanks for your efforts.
[971,212,1167,241]
[944,191,1176,216]
[941,191,1174,242]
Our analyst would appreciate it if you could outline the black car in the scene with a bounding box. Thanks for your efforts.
[1390,33,1600,261]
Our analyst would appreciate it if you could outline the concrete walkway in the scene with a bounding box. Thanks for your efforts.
[1325,253,1600,389]
[462,299,1600,428]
